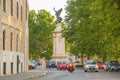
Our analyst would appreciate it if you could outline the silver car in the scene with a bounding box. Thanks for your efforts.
[104,60,120,72]
[84,60,99,72]
[28,60,36,69]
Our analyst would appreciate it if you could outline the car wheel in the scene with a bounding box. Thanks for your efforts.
[108,68,112,72]
[104,68,108,72]
[116,70,119,72]
[84,70,87,72]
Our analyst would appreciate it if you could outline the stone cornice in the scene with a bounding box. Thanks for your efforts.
[1,18,22,31]
[0,50,24,54]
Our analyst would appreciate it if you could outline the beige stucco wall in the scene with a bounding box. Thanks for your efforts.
[0,0,29,76]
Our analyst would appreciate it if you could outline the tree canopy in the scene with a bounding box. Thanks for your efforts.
[29,10,56,60]
[63,0,120,61]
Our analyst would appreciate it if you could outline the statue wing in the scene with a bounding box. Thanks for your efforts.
[58,8,63,14]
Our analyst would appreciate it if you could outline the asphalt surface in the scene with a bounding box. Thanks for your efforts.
[31,68,120,80]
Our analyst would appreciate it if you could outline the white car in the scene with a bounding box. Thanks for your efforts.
[84,60,99,72]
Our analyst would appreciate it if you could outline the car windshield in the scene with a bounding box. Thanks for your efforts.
[110,61,119,66]
[29,60,36,64]
[97,62,102,64]
[60,61,66,64]
[50,61,55,64]
[86,60,96,64]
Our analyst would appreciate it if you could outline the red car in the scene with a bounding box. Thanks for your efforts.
[97,62,104,69]
[57,61,68,70]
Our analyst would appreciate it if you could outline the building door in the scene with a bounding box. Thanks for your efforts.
[21,63,23,72]
[11,62,13,74]
[3,62,6,75]
[17,55,19,73]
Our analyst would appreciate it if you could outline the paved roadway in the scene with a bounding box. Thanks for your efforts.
[30,68,120,80]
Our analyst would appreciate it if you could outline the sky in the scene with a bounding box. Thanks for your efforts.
[28,0,67,19]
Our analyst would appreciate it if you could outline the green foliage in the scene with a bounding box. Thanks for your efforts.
[63,0,120,61]
[29,10,56,60]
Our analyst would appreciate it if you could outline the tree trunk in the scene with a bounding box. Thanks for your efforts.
[102,53,107,63]
[87,54,90,60]
[35,52,39,59]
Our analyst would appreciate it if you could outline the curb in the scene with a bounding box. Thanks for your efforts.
[23,71,48,80]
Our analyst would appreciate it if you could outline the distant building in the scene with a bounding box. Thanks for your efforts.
[0,0,29,76]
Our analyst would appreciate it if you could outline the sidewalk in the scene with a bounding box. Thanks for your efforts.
[0,70,48,80]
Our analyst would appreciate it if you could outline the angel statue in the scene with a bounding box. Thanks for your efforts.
[53,7,63,23]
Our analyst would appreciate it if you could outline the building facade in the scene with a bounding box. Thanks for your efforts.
[0,0,29,76]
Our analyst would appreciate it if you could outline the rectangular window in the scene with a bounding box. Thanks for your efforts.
[26,0,27,20]
[17,2,19,19]
[11,0,13,16]
[3,30,6,50]
[3,0,6,12]
[10,33,13,51]
[3,62,6,75]
[21,6,22,21]
[16,34,18,51]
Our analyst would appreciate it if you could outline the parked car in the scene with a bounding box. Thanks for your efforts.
[97,62,104,69]
[28,60,36,69]
[46,60,56,68]
[57,61,68,70]
[104,60,120,72]
[84,60,99,72]
[29,60,37,66]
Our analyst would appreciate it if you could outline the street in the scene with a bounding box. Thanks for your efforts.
[30,67,120,80]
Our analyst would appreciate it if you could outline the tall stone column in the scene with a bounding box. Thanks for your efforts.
[52,23,67,62]
[0,0,2,76]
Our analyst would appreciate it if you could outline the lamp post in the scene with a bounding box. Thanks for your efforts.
[41,51,47,75]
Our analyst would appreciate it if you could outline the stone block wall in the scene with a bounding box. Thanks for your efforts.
[0,0,29,76]
[0,51,24,76]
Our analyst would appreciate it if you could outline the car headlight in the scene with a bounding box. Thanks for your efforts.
[85,65,89,68]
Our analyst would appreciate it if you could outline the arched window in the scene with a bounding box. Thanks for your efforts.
[3,30,6,50]
[16,34,19,51]
[3,0,6,12]
[17,1,19,19]
[11,0,13,16]
[10,32,13,51]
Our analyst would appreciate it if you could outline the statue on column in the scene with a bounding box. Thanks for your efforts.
[53,7,63,23]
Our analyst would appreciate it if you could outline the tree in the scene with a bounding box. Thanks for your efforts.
[63,0,120,61]
[29,10,56,60]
